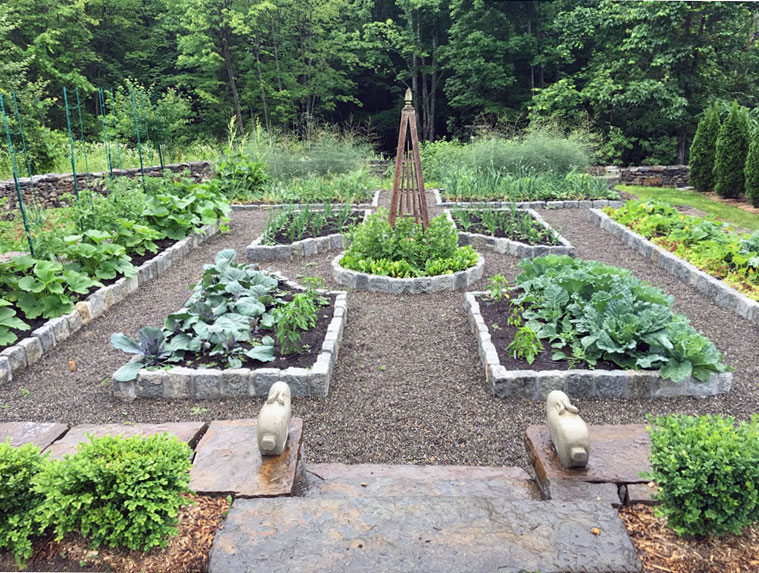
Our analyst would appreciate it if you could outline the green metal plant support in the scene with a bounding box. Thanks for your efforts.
[98,88,113,178]
[11,91,41,223]
[63,86,84,230]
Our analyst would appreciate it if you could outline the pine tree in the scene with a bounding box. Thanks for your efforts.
[713,101,750,199]
[689,105,720,191]
[745,131,759,207]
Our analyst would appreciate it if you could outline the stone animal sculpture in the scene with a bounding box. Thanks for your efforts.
[546,390,590,468]
[257,382,292,456]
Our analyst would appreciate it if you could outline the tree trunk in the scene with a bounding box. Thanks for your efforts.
[253,36,270,130]
[271,10,284,92]
[677,124,688,165]
[220,26,244,135]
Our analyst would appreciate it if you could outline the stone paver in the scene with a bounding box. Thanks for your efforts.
[190,418,303,497]
[43,422,206,459]
[305,462,539,500]
[622,483,660,506]
[525,424,651,494]
[0,422,68,449]
[210,496,642,573]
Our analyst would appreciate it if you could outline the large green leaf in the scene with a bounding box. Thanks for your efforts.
[113,361,145,382]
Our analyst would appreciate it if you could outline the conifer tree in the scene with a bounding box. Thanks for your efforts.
[713,101,750,198]
[689,105,720,191]
[745,131,759,207]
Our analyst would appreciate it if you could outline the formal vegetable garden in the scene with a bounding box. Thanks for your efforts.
[449,206,560,245]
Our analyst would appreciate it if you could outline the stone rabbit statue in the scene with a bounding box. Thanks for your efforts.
[546,390,590,468]
[257,381,292,456]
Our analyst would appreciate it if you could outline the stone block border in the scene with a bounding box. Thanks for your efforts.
[433,189,624,210]
[590,209,759,328]
[0,222,222,386]
[331,251,484,294]
[112,275,347,400]
[464,291,732,399]
[448,208,574,258]
[231,190,381,211]
[245,210,371,262]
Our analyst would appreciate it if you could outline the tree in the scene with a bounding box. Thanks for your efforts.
[713,101,750,199]
[745,130,759,207]
[689,105,720,191]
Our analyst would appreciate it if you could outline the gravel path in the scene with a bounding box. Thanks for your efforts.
[1,193,757,472]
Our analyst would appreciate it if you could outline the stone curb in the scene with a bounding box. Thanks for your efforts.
[433,188,623,210]
[464,291,732,399]
[0,222,221,386]
[112,275,348,400]
[447,208,575,258]
[245,210,371,262]
[331,251,484,294]
[590,209,759,328]
[231,190,381,211]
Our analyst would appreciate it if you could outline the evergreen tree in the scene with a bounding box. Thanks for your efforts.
[689,105,720,191]
[713,101,750,198]
[745,131,759,207]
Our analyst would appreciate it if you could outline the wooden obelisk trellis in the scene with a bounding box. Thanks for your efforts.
[389,88,429,228]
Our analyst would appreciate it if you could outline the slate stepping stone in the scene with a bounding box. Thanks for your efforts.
[189,418,303,497]
[43,422,206,459]
[0,422,68,450]
[209,496,642,573]
[525,424,651,498]
[305,462,540,500]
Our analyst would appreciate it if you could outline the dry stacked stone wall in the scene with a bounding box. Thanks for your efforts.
[608,165,690,188]
[0,161,213,215]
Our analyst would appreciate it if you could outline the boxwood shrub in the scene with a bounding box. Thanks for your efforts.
[646,414,759,537]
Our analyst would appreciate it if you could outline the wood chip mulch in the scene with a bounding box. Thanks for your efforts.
[619,505,759,573]
[9,494,230,573]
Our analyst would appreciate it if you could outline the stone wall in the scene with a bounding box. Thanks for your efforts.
[606,165,690,188]
[0,161,214,214]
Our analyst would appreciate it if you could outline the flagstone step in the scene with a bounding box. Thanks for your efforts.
[209,495,642,573]
[303,462,540,500]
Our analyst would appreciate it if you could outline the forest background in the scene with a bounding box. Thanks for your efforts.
[2,0,759,172]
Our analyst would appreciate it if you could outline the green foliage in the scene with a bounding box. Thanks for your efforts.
[514,255,730,382]
[506,326,542,365]
[0,298,29,346]
[275,292,318,356]
[607,200,759,301]
[0,441,46,567]
[689,105,721,191]
[111,326,174,382]
[213,151,267,202]
[340,209,478,278]
[486,274,510,303]
[714,102,750,199]
[34,433,193,551]
[237,169,376,205]
[262,203,358,245]
[62,230,135,281]
[646,414,759,537]
[744,135,759,208]
[450,207,560,245]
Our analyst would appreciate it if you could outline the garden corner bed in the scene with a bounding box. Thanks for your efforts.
[433,189,625,210]
[448,207,574,258]
[464,291,732,399]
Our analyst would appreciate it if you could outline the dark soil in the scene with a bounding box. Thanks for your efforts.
[266,212,363,245]
[451,209,559,245]
[478,294,622,372]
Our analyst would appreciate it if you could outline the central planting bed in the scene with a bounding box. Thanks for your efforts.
[467,256,732,399]
[332,209,483,293]
[111,249,346,399]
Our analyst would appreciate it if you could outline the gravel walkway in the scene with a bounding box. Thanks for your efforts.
[1,193,757,472]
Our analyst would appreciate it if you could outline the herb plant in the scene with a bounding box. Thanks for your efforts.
[451,207,560,245]
[506,325,543,364]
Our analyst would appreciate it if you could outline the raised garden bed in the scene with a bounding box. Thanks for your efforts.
[0,222,222,386]
[231,189,381,210]
[246,209,370,262]
[434,189,624,210]
[590,207,759,328]
[112,260,347,400]
[449,207,574,258]
[464,291,732,399]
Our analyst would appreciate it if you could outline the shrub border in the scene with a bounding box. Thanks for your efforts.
[245,210,371,262]
[0,223,222,386]
[231,190,381,211]
[589,208,759,328]
[464,291,732,400]
[433,189,624,210]
[331,250,484,294]
[111,275,347,401]
[448,208,575,258]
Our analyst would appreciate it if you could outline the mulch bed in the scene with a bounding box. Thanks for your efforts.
[0,494,230,573]
[620,505,759,573]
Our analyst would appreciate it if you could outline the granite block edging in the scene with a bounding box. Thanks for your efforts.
[331,251,484,294]
[0,222,221,385]
[231,190,381,211]
[245,210,371,262]
[590,208,759,328]
[112,276,348,401]
[433,188,624,210]
[464,291,732,399]
[448,208,575,258]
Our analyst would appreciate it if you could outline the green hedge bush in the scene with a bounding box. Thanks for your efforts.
[714,101,750,199]
[745,135,759,208]
[646,414,759,537]
[689,105,720,192]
